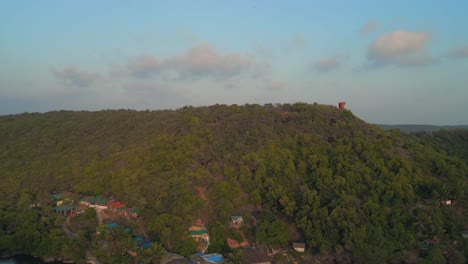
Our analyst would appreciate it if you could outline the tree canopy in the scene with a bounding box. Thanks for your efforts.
[0,103,466,262]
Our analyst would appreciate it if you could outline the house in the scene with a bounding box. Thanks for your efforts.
[80,196,95,206]
[53,204,78,217]
[189,227,209,241]
[52,192,76,206]
[116,205,129,215]
[293,243,306,252]
[125,208,138,218]
[79,195,113,208]
[94,195,112,206]
[108,201,126,212]
[231,216,244,225]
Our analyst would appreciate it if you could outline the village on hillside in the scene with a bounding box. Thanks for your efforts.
[49,191,311,264]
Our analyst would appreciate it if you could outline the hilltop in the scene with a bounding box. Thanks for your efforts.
[0,103,467,263]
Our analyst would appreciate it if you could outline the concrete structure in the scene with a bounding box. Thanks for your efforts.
[442,200,452,205]
[293,243,305,252]
[231,216,244,225]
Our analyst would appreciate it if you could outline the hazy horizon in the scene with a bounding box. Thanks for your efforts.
[1,1,468,125]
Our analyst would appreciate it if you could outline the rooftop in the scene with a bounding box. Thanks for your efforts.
[189,229,208,236]
[293,243,305,249]
[53,204,77,211]
[200,253,224,263]
[139,242,152,249]
[108,222,119,229]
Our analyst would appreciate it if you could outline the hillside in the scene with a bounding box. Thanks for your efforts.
[0,103,467,263]
[378,124,468,133]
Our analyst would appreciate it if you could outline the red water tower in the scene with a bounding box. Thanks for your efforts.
[338,102,346,109]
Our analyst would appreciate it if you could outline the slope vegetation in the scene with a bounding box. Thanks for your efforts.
[0,103,466,263]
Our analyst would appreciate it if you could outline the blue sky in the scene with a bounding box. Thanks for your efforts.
[1,1,468,124]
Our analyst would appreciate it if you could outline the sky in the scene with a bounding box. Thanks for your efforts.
[1,1,468,125]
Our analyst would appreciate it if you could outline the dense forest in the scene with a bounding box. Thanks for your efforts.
[0,103,466,263]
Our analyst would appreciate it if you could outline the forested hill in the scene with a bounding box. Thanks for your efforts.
[378,124,468,133]
[0,103,467,263]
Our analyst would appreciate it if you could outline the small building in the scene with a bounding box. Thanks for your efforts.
[117,205,128,214]
[94,195,112,206]
[80,196,95,206]
[125,208,138,218]
[461,231,468,239]
[231,216,244,225]
[189,227,209,241]
[108,201,126,212]
[53,204,78,217]
[79,195,113,207]
[293,243,305,252]
[442,200,452,206]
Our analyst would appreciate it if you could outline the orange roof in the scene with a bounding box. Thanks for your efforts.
[114,203,126,209]
[109,202,125,208]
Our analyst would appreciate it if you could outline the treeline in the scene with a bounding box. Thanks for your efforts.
[0,103,466,263]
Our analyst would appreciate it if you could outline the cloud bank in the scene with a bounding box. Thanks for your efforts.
[125,44,254,80]
[50,67,102,87]
[365,30,435,68]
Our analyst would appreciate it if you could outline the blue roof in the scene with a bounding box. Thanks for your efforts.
[139,242,152,249]
[201,253,224,262]
[124,227,132,233]
[108,222,119,228]
[133,236,144,243]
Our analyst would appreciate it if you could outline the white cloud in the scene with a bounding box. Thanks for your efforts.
[365,30,435,68]
[123,44,256,81]
[164,44,254,80]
